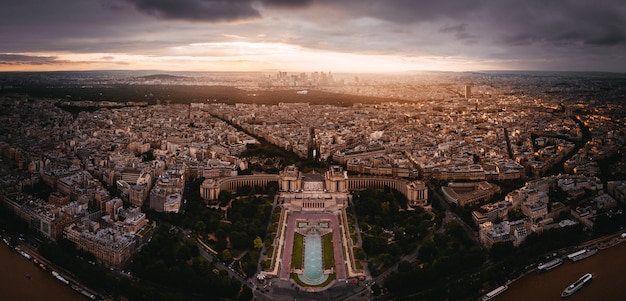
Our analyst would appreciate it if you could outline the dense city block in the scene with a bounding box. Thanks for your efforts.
[1,71,626,300]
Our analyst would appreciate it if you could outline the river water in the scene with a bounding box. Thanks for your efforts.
[3,236,625,301]
[0,244,84,301]
[493,241,626,301]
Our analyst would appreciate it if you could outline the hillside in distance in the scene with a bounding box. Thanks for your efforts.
[1,84,398,107]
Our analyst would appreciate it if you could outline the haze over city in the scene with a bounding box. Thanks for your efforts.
[1,0,626,72]
[2,1,626,301]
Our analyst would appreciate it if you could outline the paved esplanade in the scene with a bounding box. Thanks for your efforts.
[279,212,346,280]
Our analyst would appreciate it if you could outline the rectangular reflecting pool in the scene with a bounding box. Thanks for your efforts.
[297,230,328,285]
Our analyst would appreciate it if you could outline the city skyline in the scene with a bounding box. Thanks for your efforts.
[1,0,626,73]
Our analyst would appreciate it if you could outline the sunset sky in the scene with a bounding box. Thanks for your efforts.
[1,0,625,72]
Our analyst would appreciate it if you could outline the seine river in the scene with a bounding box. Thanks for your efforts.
[0,244,84,301]
[493,241,626,301]
[3,239,625,301]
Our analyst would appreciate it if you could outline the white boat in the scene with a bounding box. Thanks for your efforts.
[537,258,563,272]
[567,248,598,262]
[561,273,592,297]
[52,271,70,285]
[18,250,32,260]
[482,285,508,301]
[80,289,97,300]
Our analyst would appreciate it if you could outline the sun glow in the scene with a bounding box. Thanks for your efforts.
[0,42,493,72]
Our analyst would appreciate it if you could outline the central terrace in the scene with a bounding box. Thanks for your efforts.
[201,165,429,289]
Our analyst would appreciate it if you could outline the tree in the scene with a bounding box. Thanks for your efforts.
[238,286,253,301]
[379,253,395,268]
[489,241,514,260]
[194,220,206,235]
[354,247,366,260]
[222,249,232,261]
[230,231,251,249]
[418,239,437,262]
[393,228,405,241]
[508,209,525,221]
[218,191,232,207]
[397,260,412,273]
[381,201,391,214]
[253,236,263,250]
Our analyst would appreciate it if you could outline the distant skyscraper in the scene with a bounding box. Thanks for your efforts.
[465,85,471,99]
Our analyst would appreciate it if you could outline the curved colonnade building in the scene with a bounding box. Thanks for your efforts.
[200,165,428,208]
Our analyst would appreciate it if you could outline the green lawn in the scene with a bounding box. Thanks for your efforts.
[291,233,304,270]
[262,207,281,269]
[355,259,363,270]
[322,233,334,269]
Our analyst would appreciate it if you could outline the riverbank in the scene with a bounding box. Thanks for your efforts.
[0,243,84,301]
[495,233,626,300]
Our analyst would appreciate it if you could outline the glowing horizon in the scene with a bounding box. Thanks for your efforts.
[0,44,497,73]
[1,1,624,73]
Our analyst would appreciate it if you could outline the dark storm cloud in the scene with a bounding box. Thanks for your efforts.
[439,24,474,41]
[124,0,260,22]
[331,0,626,45]
[490,1,626,48]
[551,22,626,47]
[122,0,313,22]
[0,0,148,53]
[440,24,466,34]
[327,0,482,24]
[501,33,540,47]
[0,0,625,71]
[0,54,64,65]
[585,28,626,46]
[263,0,313,7]
[317,0,626,67]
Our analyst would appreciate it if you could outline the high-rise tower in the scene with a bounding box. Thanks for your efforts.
[465,85,472,99]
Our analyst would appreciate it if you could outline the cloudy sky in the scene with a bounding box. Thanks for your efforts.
[1,0,625,72]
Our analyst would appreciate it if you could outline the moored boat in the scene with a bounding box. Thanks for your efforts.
[561,273,592,297]
[18,250,32,260]
[567,248,598,262]
[52,271,70,285]
[537,258,563,272]
[482,285,508,301]
[80,289,97,300]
